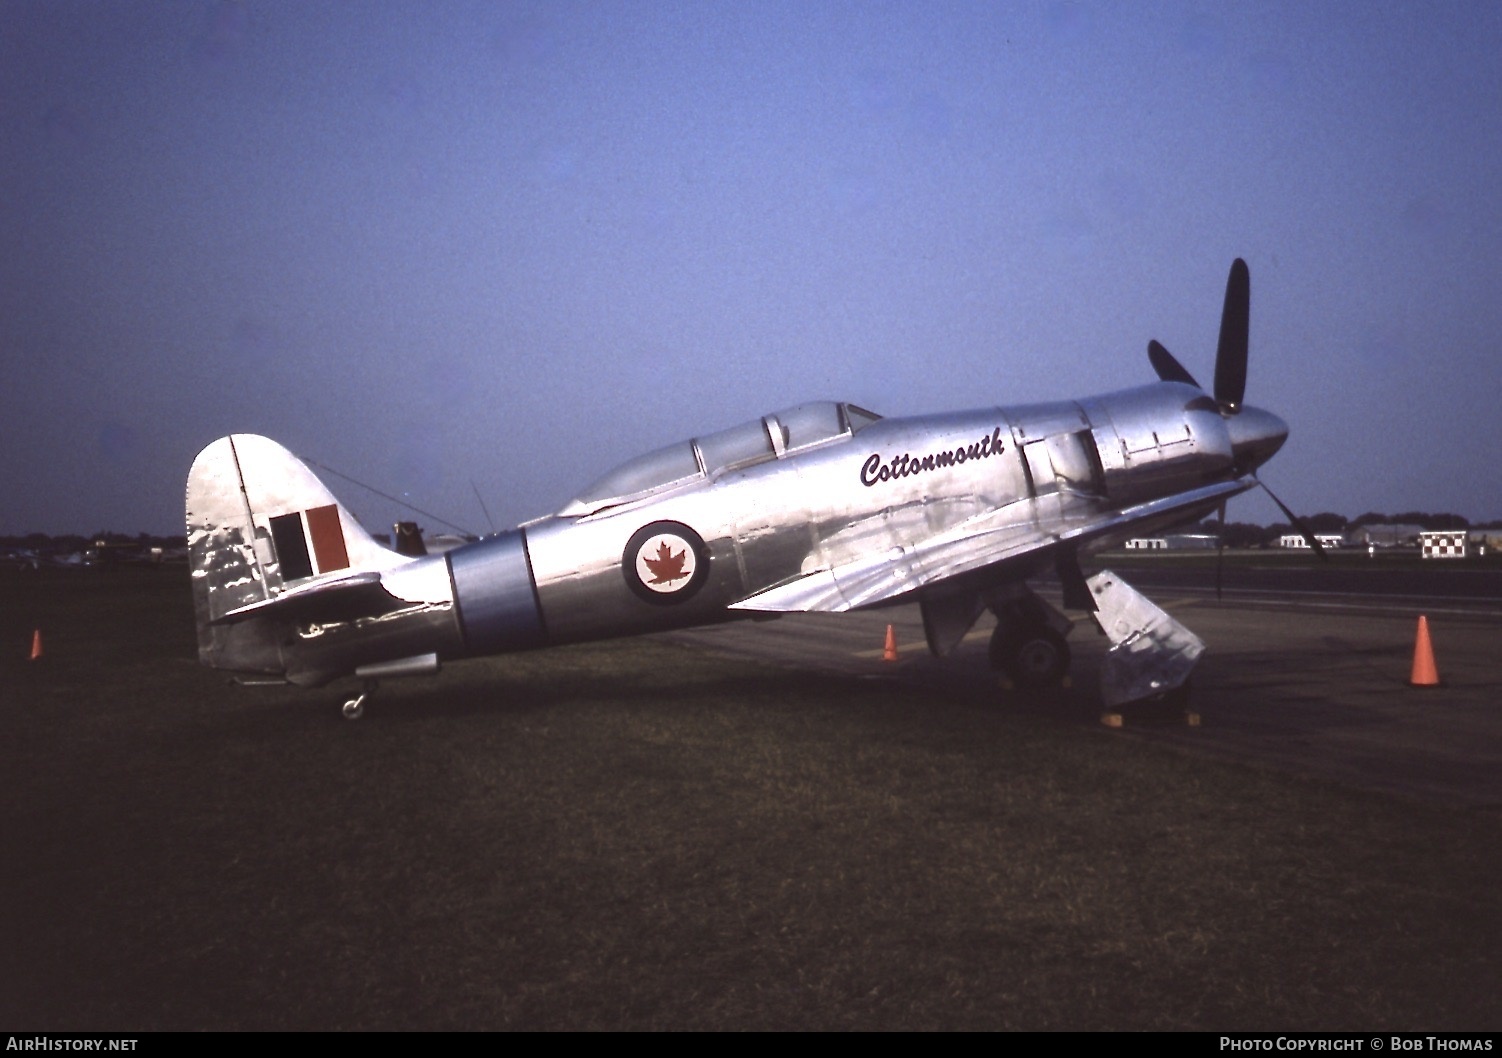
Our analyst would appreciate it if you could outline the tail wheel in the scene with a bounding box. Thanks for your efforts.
[990,626,1072,689]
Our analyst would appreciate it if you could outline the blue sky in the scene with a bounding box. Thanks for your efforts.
[4,1,1501,536]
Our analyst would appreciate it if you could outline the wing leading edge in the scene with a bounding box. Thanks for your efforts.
[728,476,1255,614]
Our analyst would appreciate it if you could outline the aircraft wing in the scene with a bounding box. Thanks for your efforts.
[729,476,1254,614]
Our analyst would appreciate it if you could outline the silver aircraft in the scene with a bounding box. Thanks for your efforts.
[187,260,1300,718]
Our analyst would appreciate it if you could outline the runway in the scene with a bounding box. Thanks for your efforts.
[668,568,1502,811]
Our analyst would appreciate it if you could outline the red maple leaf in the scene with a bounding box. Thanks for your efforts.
[643,540,689,585]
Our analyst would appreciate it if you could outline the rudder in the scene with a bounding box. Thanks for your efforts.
[186,434,404,675]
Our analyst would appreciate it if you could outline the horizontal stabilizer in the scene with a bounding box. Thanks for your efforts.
[210,571,399,626]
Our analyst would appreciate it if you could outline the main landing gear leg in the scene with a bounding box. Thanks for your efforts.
[342,679,378,720]
[987,589,1074,689]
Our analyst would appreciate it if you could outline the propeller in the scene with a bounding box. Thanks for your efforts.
[1213,257,1249,411]
[1147,259,1326,565]
[1148,339,1200,388]
[1149,258,1249,413]
[1260,478,1326,559]
[1148,258,1275,476]
[1214,500,1226,602]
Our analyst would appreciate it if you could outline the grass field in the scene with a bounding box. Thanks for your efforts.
[3,568,1500,1030]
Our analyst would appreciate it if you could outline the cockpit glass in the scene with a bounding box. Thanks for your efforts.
[695,418,776,476]
[567,442,700,513]
[844,404,882,433]
[560,400,883,516]
[774,401,847,451]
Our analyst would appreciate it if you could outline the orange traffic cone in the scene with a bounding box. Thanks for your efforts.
[29,629,43,661]
[1409,615,1439,687]
[882,624,899,662]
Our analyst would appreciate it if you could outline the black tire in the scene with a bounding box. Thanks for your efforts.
[990,625,1072,688]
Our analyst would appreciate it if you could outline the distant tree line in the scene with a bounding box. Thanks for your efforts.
[0,531,188,551]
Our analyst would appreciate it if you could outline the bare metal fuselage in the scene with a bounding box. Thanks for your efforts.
[190,380,1276,687]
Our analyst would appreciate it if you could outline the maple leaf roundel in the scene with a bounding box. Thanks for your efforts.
[623,520,710,604]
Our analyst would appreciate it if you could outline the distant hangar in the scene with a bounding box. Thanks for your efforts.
[1123,526,1498,558]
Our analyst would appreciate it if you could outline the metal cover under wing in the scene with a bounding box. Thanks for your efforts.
[1088,570,1204,708]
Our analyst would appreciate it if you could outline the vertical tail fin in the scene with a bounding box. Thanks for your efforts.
[186,434,404,674]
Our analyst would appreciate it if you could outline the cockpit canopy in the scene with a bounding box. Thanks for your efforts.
[558,401,882,517]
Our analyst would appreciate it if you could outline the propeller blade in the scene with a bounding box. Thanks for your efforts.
[1259,477,1326,560]
[1148,340,1202,388]
[1214,500,1227,602]
[1214,258,1250,411]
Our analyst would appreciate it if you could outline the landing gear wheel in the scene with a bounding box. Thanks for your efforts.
[990,625,1072,689]
[340,679,378,721]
